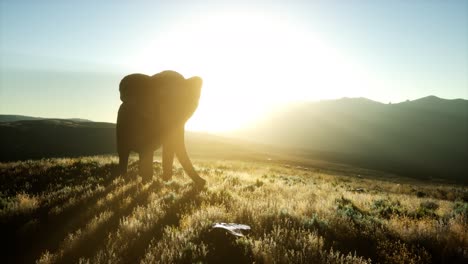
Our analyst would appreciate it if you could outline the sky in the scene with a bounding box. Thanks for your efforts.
[1,0,467,131]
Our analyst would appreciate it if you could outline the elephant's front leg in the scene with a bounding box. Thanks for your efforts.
[118,150,129,177]
[139,150,154,182]
[173,126,206,186]
[162,141,175,181]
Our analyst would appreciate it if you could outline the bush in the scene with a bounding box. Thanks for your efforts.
[452,201,468,220]
[372,199,403,218]
[413,201,439,218]
[377,240,431,264]
[336,197,365,222]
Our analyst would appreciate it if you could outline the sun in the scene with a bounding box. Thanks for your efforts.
[129,11,374,132]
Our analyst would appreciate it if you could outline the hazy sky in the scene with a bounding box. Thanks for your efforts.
[1,0,467,131]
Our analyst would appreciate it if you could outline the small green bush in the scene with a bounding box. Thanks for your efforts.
[372,199,403,218]
[413,201,439,218]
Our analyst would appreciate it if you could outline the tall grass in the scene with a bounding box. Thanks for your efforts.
[0,156,466,263]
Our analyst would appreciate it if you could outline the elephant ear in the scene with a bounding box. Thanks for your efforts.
[184,76,203,113]
[119,73,151,103]
[186,76,203,102]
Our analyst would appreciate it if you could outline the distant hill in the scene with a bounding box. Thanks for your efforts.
[0,115,43,122]
[0,118,257,162]
[2,96,467,182]
[0,115,92,123]
[230,96,468,181]
[0,119,116,161]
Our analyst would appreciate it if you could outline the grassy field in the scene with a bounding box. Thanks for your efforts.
[0,156,466,263]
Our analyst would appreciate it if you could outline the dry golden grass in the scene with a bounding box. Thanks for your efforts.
[0,156,466,263]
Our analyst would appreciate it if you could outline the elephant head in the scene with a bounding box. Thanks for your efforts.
[150,70,203,130]
[116,70,205,186]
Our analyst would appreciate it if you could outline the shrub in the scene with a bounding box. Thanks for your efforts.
[452,201,468,220]
[336,197,365,222]
[303,214,328,234]
[377,240,431,264]
[420,201,439,211]
[413,201,439,218]
[372,198,403,218]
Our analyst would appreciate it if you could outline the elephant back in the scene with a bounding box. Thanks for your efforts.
[151,70,184,84]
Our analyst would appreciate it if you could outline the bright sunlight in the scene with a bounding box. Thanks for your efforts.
[130,11,377,132]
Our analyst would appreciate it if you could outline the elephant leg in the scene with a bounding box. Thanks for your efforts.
[118,150,130,177]
[162,142,175,181]
[139,150,153,182]
[173,127,206,186]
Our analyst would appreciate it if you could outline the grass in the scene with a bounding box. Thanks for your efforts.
[0,156,466,263]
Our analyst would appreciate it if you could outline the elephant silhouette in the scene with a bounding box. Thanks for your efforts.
[116,70,206,186]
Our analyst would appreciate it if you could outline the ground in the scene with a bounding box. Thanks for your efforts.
[0,156,466,263]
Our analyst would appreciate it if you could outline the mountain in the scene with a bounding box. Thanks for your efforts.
[0,115,92,123]
[230,96,468,181]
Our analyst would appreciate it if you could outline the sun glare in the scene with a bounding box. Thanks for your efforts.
[129,11,375,132]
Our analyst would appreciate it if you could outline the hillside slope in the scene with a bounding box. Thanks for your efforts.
[0,119,259,162]
[2,96,467,182]
[0,119,116,161]
[231,96,468,181]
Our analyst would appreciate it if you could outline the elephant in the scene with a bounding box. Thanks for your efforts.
[116,70,206,186]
